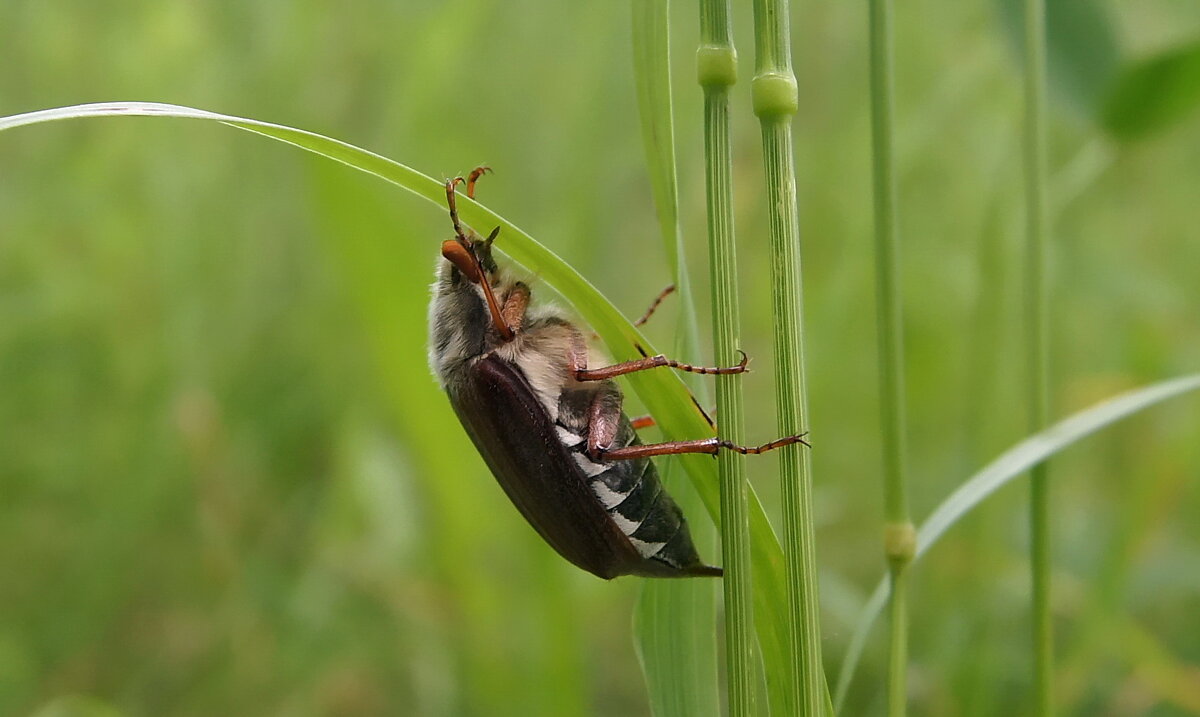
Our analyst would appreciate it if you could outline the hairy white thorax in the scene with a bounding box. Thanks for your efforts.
[428,256,595,423]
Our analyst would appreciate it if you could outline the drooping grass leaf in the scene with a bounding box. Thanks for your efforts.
[833,373,1200,712]
[629,3,722,716]
[1102,38,1200,141]
[1,103,793,713]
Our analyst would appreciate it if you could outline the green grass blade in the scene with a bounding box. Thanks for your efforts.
[994,0,1121,117]
[833,373,1200,712]
[1,103,794,711]
[630,2,720,715]
[1101,37,1200,141]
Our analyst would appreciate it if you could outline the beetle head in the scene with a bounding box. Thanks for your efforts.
[440,225,500,284]
[441,226,512,341]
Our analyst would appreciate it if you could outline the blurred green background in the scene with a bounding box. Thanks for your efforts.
[3,1,1199,715]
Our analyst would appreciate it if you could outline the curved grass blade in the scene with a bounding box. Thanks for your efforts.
[833,373,1200,712]
[630,3,721,716]
[1,103,793,702]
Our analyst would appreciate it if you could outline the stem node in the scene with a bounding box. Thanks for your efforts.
[883,521,916,566]
[697,45,738,89]
[751,72,798,118]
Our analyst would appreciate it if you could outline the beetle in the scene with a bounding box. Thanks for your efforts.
[428,168,807,579]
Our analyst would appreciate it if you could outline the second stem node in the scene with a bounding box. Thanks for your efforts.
[751,72,799,118]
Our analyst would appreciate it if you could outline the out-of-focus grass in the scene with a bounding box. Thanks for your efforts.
[2,1,1199,715]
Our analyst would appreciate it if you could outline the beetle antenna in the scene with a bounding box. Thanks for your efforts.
[484,226,500,248]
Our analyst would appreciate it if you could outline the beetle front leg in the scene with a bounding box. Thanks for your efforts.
[501,282,530,335]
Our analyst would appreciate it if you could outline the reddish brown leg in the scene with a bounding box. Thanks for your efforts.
[443,181,513,341]
[466,166,491,199]
[598,433,809,461]
[633,284,675,328]
[587,284,676,341]
[500,282,530,335]
[586,382,624,460]
[574,350,748,382]
[445,178,470,243]
[444,166,492,236]
[629,415,656,430]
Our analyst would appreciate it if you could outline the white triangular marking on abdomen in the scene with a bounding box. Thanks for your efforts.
[590,480,628,509]
[572,452,611,478]
[628,537,666,558]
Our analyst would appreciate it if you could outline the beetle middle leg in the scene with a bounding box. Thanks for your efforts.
[569,330,748,381]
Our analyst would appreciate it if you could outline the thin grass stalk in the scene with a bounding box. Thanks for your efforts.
[697,1,755,715]
[748,0,823,714]
[885,567,910,715]
[867,0,915,714]
[1022,0,1053,712]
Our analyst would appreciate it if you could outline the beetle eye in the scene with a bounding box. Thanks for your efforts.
[441,240,481,283]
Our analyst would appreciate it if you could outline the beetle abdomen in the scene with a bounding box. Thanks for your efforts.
[555,403,721,578]
[450,354,720,579]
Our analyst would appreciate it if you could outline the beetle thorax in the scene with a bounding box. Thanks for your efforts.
[429,255,584,425]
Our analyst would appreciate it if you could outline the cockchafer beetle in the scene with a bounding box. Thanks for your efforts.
[428,168,807,579]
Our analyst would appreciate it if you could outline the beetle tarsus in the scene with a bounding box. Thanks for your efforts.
[445,178,470,244]
[466,165,492,198]
[718,433,810,454]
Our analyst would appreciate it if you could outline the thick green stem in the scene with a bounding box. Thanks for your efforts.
[698,3,754,716]
[750,0,823,714]
[1022,0,1053,713]
[868,0,913,713]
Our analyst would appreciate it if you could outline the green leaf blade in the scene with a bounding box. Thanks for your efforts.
[1102,38,1200,141]
[833,374,1200,712]
[1,101,794,714]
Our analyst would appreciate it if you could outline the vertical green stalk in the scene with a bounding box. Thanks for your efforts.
[1022,0,1053,713]
[868,0,915,714]
[749,0,823,715]
[697,2,754,715]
